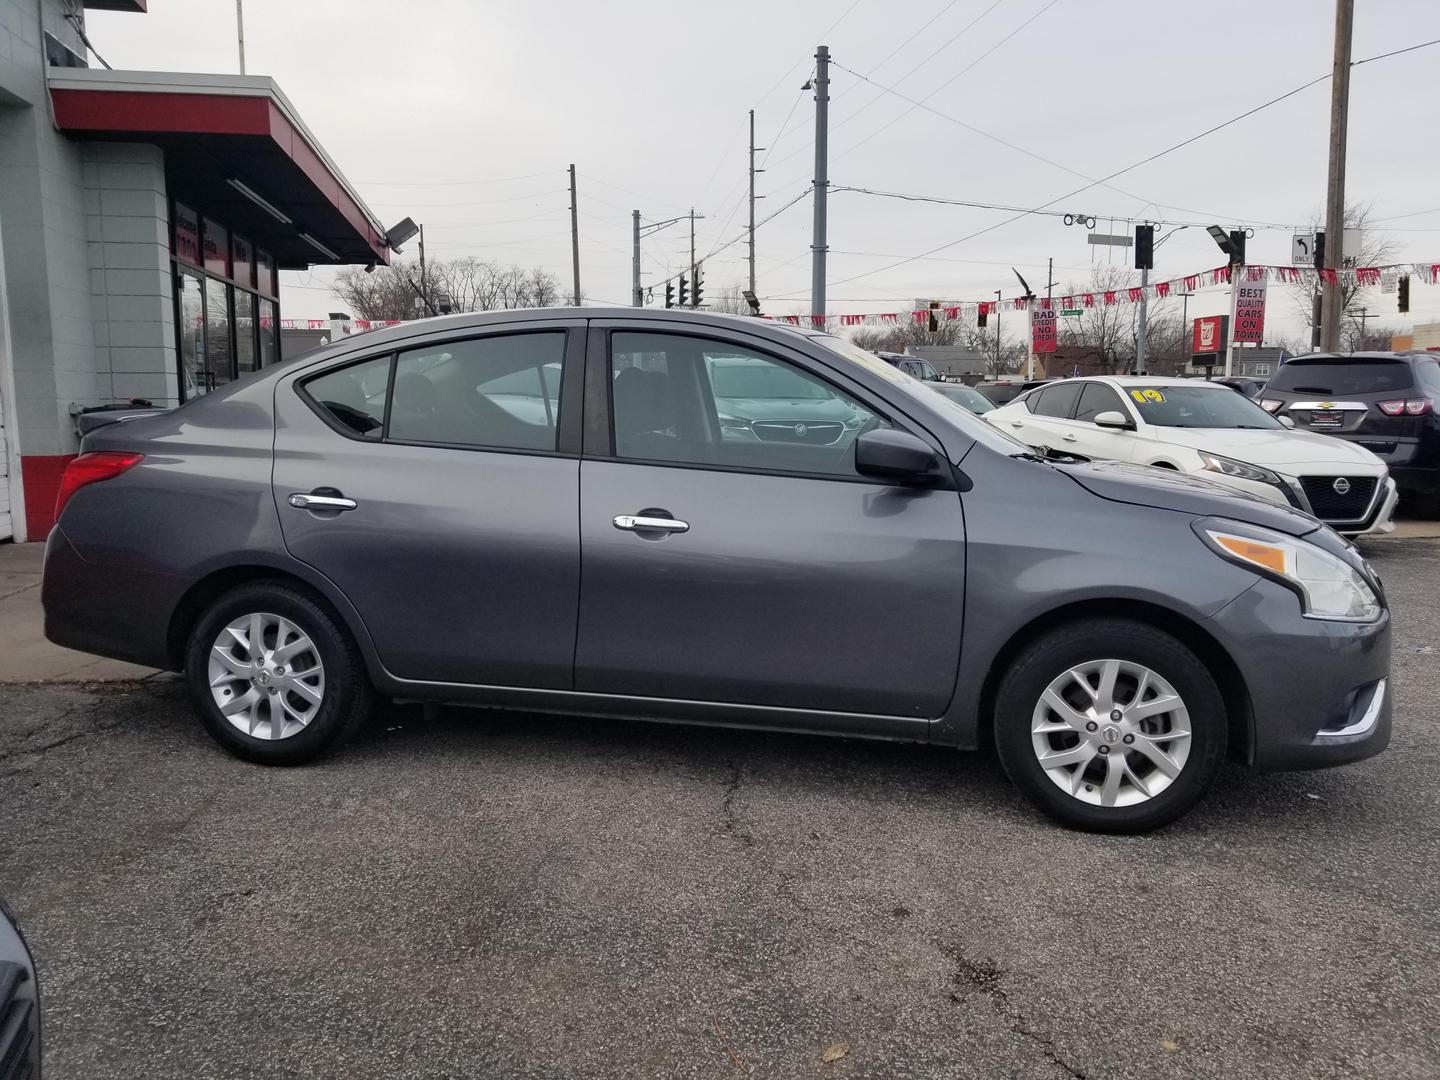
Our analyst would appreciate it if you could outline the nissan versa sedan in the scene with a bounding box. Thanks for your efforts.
[43,310,1390,832]
[987,376,1397,537]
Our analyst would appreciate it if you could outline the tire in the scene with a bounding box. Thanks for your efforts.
[184,581,374,765]
[993,618,1226,833]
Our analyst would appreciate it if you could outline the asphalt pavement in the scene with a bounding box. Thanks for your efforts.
[2,536,1438,1079]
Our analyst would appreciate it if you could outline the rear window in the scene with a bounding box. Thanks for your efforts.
[1267,359,1414,396]
[1033,381,1083,418]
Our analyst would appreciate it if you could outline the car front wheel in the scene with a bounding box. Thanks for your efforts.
[185,582,373,765]
[994,619,1226,833]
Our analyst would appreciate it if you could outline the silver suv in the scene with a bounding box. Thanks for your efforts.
[42,310,1391,832]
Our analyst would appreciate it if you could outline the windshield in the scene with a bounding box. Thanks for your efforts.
[933,384,994,413]
[710,359,830,399]
[1265,358,1414,396]
[1124,384,1282,428]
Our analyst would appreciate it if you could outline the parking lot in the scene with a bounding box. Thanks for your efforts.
[1,533,1437,1079]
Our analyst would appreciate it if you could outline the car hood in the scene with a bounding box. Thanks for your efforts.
[1058,460,1322,537]
[1145,426,1384,471]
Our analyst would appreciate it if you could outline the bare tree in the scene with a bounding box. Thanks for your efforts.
[708,283,752,316]
[333,258,562,320]
[1290,201,1399,347]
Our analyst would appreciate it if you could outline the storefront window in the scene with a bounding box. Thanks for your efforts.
[204,282,233,391]
[235,290,258,373]
[259,299,279,368]
[202,219,230,280]
[177,270,206,399]
[175,203,201,267]
[233,235,255,291]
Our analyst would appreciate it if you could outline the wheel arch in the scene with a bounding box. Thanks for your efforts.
[975,598,1254,765]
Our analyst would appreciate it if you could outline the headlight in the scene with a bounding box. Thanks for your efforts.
[1198,452,1281,486]
[1197,522,1381,622]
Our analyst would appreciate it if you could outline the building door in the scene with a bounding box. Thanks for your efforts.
[175,269,205,400]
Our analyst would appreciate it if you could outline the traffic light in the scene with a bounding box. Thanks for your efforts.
[977,304,988,328]
[664,281,674,308]
[1134,224,1154,271]
[678,274,688,307]
[928,299,941,332]
[1399,274,1411,314]
[1313,230,1325,270]
[692,265,704,308]
[1228,229,1246,266]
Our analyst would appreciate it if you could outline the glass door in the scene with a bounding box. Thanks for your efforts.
[176,269,206,400]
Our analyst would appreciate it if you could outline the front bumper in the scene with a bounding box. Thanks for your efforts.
[1207,578,1391,772]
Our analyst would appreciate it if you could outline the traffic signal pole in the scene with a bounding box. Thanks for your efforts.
[1320,0,1354,351]
[569,164,582,306]
[810,45,830,325]
[631,210,642,307]
[1135,266,1149,374]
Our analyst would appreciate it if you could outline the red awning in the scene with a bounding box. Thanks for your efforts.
[48,69,390,268]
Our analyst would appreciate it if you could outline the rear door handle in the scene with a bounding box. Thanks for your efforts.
[614,514,689,533]
[289,493,358,512]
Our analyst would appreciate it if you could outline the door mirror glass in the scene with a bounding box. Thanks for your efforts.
[1093,410,1133,430]
[854,429,939,483]
[1278,414,1296,428]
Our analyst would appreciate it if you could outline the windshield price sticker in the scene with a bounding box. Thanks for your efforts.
[1130,389,1166,404]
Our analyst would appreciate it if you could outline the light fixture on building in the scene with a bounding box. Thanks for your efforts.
[385,216,420,253]
[227,178,292,224]
[299,232,339,260]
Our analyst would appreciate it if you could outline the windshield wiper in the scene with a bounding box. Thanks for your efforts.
[1010,451,1049,463]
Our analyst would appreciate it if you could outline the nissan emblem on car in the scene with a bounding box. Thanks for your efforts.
[1334,477,1352,495]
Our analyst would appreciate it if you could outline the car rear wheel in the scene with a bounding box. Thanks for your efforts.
[185,582,373,765]
[994,619,1226,833]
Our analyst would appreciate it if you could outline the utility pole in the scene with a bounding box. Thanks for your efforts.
[1046,257,1054,301]
[1135,266,1150,375]
[994,290,1002,373]
[688,207,697,306]
[418,223,427,315]
[1320,0,1354,351]
[1355,306,1371,345]
[631,210,642,307]
[810,45,830,325]
[749,109,764,300]
[236,0,246,74]
[568,164,582,306]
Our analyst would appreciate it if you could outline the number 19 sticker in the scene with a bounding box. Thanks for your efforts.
[1130,389,1165,404]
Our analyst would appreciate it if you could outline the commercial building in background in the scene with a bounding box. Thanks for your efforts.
[0,0,392,541]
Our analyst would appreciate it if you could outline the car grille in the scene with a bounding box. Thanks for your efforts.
[0,963,38,1080]
[1301,476,1377,522]
[751,420,845,445]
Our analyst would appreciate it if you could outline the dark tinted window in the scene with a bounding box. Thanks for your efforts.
[1032,381,1083,418]
[390,332,566,451]
[304,354,392,439]
[1074,382,1127,423]
[1266,358,1414,396]
[1415,359,1440,397]
[611,332,887,477]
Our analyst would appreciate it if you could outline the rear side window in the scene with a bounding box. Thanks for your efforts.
[1074,382,1126,423]
[1267,359,1414,396]
[1032,381,1082,418]
[304,354,392,439]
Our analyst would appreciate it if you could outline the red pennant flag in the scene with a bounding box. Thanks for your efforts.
[1082,293,1095,308]
[912,309,929,324]
[1012,297,1026,310]
[1040,297,1052,310]
[840,313,863,326]
[1062,295,1074,310]
[1183,275,1199,292]
[1155,281,1171,298]
[1127,288,1142,303]
[1246,265,1266,281]
[783,314,800,324]
[944,305,960,320]
[1354,267,1381,286]
[1103,291,1117,306]
[1319,267,1339,286]
[810,315,827,328]
[1211,267,1231,285]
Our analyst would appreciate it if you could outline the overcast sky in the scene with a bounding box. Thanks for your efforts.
[86,0,1440,337]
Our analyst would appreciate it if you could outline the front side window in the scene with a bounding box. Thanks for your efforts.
[1032,381,1083,418]
[305,354,392,439]
[1074,382,1127,423]
[610,332,887,477]
[389,332,566,451]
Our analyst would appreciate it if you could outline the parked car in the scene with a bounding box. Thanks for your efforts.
[44,310,1390,833]
[1212,376,1267,399]
[875,352,944,382]
[986,375,1397,537]
[0,895,41,1077]
[708,354,870,446]
[927,382,995,415]
[1259,351,1440,518]
[975,377,1053,406]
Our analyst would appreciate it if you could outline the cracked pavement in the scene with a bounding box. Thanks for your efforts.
[2,536,1439,1079]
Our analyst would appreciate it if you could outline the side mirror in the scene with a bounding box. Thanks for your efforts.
[1093,410,1134,430]
[855,428,940,484]
[1278,415,1295,428]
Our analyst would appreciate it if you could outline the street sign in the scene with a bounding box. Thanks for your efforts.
[1292,233,1315,266]
[1381,270,1399,294]
[1087,233,1132,247]
[1059,308,1083,317]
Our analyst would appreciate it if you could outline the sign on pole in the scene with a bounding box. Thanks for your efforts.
[1381,270,1399,294]
[1292,234,1315,266]
[1032,305,1057,354]
[1086,233,1132,248]
[1059,307,1083,317]
[1192,315,1228,360]
[1234,276,1267,344]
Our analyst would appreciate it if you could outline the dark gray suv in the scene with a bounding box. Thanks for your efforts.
[42,310,1391,832]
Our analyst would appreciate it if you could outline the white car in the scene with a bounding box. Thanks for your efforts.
[985,375,1397,536]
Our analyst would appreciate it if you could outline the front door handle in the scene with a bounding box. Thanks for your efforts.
[614,514,689,533]
[1009,421,1024,429]
[289,492,358,512]
[1062,434,1077,442]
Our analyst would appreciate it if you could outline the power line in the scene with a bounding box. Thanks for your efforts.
[366,190,563,209]
[356,170,555,187]
[653,188,812,289]
[1352,37,1440,66]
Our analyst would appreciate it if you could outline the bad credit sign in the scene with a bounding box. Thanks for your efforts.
[1234,278,1267,344]
[1031,305,1057,354]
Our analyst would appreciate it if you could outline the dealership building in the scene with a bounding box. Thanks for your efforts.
[0,0,393,541]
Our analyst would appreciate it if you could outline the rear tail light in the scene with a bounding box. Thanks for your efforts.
[1377,399,1432,416]
[54,451,143,521]
[1259,398,1282,413]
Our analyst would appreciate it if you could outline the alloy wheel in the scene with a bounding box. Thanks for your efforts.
[1030,658,1191,807]
[208,612,326,740]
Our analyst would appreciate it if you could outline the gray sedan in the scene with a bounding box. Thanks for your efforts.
[42,309,1390,832]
